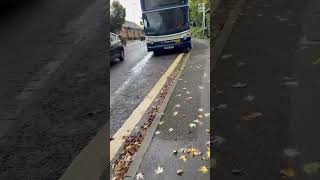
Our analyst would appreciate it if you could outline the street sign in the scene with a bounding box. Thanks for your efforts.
[198,3,204,12]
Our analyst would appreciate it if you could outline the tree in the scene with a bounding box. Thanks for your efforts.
[110,1,126,33]
[189,0,210,27]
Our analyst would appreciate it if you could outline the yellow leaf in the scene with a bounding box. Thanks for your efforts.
[180,155,187,162]
[198,166,208,174]
[206,149,210,159]
[189,148,201,156]
[281,167,295,177]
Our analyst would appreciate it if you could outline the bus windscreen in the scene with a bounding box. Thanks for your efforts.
[142,6,189,36]
[141,0,187,11]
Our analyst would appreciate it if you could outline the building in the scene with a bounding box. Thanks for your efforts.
[119,21,144,40]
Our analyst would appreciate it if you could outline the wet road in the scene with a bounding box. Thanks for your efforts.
[213,0,320,179]
[110,41,178,136]
[0,0,107,179]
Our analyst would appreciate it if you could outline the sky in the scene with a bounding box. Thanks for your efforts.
[111,0,142,26]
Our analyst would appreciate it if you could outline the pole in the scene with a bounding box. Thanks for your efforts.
[202,3,205,38]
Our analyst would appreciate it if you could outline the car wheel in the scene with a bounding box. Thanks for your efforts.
[119,49,124,61]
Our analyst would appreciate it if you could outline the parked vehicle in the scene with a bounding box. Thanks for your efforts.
[110,33,125,62]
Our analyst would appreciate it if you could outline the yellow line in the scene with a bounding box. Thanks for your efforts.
[110,53,185,160]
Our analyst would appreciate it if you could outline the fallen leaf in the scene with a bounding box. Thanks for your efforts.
[232,169,243,176]
[175,104,181,108]
[283,81,299,87]
[185,97,193,101]
[136,172,144,180]
[281,76,296,81]
[238,62,247,67]
[198,166,209,174]
[302,162,320,174]
[205,129,210,133]
[198,108,204,112]
[182,114,187,117]
[186,91,191,94]
[281,167,295,177]
[222,54,233,60]
[180,155,187,162]
[199,86,204,90]
[194,119,200,123]
[177,94,182,97]
[172,150,178,156]
[204,113,210,117]
[155,166,164,174]
[155,131,161,135]
[189,148,202,156]
[173,111,178,116]
[243,94,255,102]
[284,148,300,158]
[179,148,187,153]
[313,57,320,64]
[232,82,248,88]
[198,114,203,119]
[216,104,228,110]
[242,112,263,120]
[159,121,164,126]
[189,123,197,128]
[183,87,187,90]
[176,169,184,176]
[169,128,174,132]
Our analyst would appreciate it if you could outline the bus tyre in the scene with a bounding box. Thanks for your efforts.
[153,51,160,56]
[119,49,125,61]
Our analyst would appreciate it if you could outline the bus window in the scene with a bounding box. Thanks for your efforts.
[142,0,187,11]
[142,6,189,36]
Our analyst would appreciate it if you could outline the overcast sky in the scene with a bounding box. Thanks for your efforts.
[111,0,142,26]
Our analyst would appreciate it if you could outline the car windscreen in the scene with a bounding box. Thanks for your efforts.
[141,0,187,11]
[142,6,189,36]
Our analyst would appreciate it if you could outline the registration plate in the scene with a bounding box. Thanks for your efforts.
[164,46,174,49]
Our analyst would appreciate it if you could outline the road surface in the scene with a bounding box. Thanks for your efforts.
[110,41,178,136]
[0,0,107,179]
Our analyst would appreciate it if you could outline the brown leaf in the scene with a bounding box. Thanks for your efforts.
[242,112,263,120]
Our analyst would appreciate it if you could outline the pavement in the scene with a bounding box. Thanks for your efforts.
[122,39,210,180]
[0,0,107,179]
[213,0,320,179]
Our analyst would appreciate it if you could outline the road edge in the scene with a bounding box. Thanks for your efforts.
[122,53,191,180]
[211,0,247,69]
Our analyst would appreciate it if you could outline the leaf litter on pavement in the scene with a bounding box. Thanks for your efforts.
[111,72,178,179]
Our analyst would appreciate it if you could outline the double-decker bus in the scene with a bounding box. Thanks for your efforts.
[140,0,192,55]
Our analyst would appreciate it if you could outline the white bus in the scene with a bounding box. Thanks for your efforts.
[140,0,192,55]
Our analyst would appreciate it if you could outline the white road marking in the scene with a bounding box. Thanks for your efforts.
[110,52,153,108]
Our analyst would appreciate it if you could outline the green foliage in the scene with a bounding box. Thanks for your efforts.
[189,0,210,27]
[191,27,204,38]
[110,1,126,33]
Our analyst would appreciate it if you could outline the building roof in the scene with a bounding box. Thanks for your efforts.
[122,20,143,30]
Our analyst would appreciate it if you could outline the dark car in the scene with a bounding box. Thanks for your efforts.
[110,33,124,62]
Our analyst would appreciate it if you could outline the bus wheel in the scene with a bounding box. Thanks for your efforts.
[153,51,160,56]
